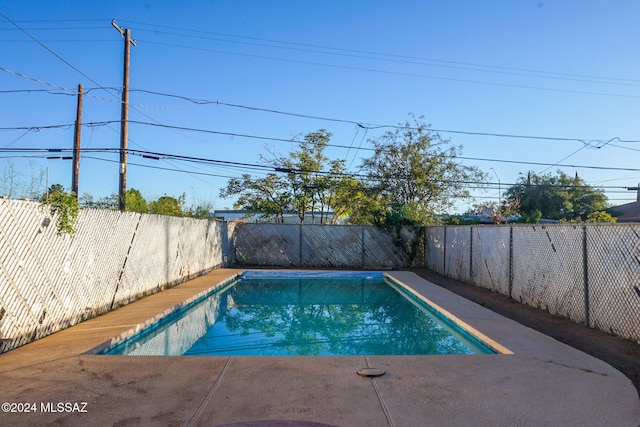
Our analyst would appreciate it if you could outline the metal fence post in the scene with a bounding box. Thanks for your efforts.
[469,226,474,284]
[583,224,590,327]
[443,226,447,275]
[508,225,513,299]
[361,225,366,269]
[299,224,303,266]
[424,227,428,268]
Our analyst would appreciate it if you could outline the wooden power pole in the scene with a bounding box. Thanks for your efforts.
[71,83,82,198]
[112,21,135,211]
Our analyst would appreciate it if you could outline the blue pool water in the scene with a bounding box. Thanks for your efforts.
[101,272,497,356]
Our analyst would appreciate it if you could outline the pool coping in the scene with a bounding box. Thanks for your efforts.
[91,270,512,357]
[83,272,243,356]
[384,273,514,355]
[1,268,639,426]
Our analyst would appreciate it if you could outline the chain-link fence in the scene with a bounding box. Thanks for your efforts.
[233,223,424,269]
[426,224,640,343]
[587,224,640,340]
[0,199,232,353]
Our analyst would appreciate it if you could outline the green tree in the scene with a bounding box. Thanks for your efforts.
[220,173,291,223]
[516,209,542,224]
[327,175,383,224]
[274,130,336,223]
[222,130,355,224]
[41,184,79,234]
[359,115,485,225]
[184,203,213,219]
[80,193,118,209]
[586,211,616,223]
[125,188,148,213]
[505,171,608,222]
[149,194,184,216]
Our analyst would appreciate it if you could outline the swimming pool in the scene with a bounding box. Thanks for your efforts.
[100,271,500,356]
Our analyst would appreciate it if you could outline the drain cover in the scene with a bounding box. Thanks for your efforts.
[356,368,385,377]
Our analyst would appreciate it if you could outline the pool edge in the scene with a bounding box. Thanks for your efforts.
[94,269,513,357]
[384,272,514,355]
[83,271,243,355]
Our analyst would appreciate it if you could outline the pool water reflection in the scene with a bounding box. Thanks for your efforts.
[101,273,496,356]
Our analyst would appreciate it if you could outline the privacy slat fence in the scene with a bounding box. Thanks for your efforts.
[3,204,640,352]
[426,224,640,343]
[233,223,424,269]
[0,199,233,353]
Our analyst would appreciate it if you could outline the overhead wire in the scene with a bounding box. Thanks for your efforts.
[138,39,640,99]
[343,125,361,166]
[1,147,638,191]
[127,89,640,145]
[348,126,368,170]
[3,19,637,188]
[83,156,242,181]
[5,149,633,205]
[3,69,638,146]
[126,27,640,89]
[0,13,119,97]
[2,129,31,148]
[538,145,589,174]
[119,20,640,85]
[3,119,640,174]
[0,13,200,158]
[5,17,637,206]
[1,18,110,23]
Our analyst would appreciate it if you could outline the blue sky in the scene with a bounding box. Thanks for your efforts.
[1,1,639,213]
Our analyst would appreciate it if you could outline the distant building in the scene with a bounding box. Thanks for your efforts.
[608,201,640,223]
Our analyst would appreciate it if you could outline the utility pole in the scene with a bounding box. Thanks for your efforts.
[627,183,640,202]
[112,20,136,211]
[71,83,82,198]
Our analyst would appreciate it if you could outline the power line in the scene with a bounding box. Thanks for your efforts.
[538,145,588,174]
[0,88,69,94]
[2,147,637,191]
[129,27,640,89]
[0,39,116,43]
[1,129,31,148]
[130,89,640,144]
[3,119,639,174]
[8,17,636,91]
[4,69,638,145]
[0,67,80,94]
[0,71,203,109]
[0,121,119,131]
[139,39,640,99]
[0,13,118,97]
[454,154,640,173]
[83,156,241,181]
[1,18,110,23]
[348,126,368,170]
[344,125,361,168]
[120,20,640,85]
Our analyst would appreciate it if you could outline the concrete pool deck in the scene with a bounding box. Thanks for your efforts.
[1,269,639,426]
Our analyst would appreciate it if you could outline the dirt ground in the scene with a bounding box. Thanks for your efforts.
[410,268,640,397]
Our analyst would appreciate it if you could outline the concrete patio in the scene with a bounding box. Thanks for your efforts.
[1,269,639,426]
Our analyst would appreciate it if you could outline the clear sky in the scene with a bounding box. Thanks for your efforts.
[1,1,639,213]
